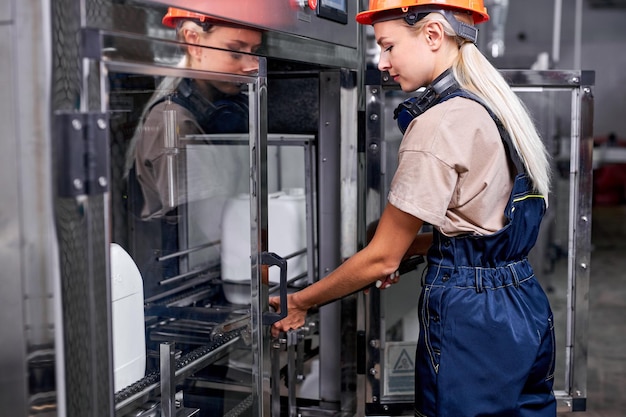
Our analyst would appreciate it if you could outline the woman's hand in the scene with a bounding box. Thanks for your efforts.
[375,269,401,289]
[268,293,308,338]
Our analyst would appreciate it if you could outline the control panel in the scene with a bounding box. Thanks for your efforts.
[150,0,358,48]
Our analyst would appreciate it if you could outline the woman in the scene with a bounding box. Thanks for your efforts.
[270,1,556,416]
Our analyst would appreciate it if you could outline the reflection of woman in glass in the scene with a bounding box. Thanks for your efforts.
[124,8,262,290]
[126,7,262,220]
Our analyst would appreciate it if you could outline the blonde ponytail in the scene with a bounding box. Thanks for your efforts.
[413,13,552,199]
[453,43,551,199]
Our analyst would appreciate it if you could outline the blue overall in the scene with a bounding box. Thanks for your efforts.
[413,92,556,417]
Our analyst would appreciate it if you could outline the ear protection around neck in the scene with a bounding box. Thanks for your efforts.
[393,68,460,134]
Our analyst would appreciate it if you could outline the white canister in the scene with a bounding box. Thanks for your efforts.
[221,189,307,304]
[110,243,146,392]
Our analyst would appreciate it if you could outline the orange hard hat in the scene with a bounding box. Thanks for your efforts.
[356,0,489,25]
[162,7,211,28]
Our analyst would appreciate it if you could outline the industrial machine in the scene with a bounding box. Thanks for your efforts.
[0,0,594,416]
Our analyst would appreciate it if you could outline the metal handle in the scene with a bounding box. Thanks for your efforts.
[261,252,288,325]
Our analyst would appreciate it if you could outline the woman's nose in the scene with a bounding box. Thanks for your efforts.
[377,54,389,72]
[242,54,259,74]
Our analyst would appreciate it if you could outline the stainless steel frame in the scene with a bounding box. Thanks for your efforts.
[500,69,594,412]
[361,69,594,414]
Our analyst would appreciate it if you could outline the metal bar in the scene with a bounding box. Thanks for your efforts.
[282,248,307,261]
[304,140,317,286]
[104,58,261,83]
[574,0,583,70]
[552,0,562,65]
[250,56,271,417]
[163,109,178,210]
[157,241,220,262]
[144,275,217,304]
[318,70,343,405]
[287,331,298,417]
[158,267,210,286]
[568,83,594,412]
[160,342,176,417]
[377,69,595,90]
[500,70,595,88]
[271,339,283,417]
[180,133,314,147]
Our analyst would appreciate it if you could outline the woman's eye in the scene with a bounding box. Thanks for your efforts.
[384,45,393,52]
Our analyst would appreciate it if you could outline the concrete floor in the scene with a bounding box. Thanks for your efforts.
[557,205,626,416]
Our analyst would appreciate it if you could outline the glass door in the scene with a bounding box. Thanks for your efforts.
[93,23,277,416]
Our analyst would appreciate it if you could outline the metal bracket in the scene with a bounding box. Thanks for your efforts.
[81,28,103,60]
[55,112,109,197]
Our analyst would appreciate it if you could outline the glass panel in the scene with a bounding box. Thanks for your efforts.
[373,82,586,407]
[516,89,573,395]
[106,33,265,415]
[110,72,255,416]
[379,88,425,404]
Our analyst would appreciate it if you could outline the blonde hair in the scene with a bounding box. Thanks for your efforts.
[412,12,551,199]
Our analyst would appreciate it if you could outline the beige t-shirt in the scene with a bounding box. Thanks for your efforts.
[388,96,513,236]
[134,100,201,220]
[134,99,250,220]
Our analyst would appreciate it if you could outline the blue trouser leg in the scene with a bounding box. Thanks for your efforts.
[414,266,556,417]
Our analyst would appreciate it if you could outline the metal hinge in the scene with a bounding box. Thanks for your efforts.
[55,112,110,197]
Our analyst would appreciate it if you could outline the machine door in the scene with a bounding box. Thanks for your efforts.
[109,66,272,417]
[65,7,290,415]
[361,69,594,414]
[48,0,357,415]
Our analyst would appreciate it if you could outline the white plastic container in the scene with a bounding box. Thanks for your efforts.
[110,243,146,392]
[221,189,307,304]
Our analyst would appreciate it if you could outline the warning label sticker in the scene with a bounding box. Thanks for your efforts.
[383,341,416,396]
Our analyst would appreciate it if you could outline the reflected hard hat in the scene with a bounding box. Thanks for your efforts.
[162,7,211,28]
[356,0,489,25]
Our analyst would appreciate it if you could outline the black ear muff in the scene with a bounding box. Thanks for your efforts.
[203,95,249,134]
[394,97,421,134]
[392,68,460,134]
[393,86,439,134]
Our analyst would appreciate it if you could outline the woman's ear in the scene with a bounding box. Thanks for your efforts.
[423,21,444,50]
[182,28,200,44]
[182,28,203,60]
